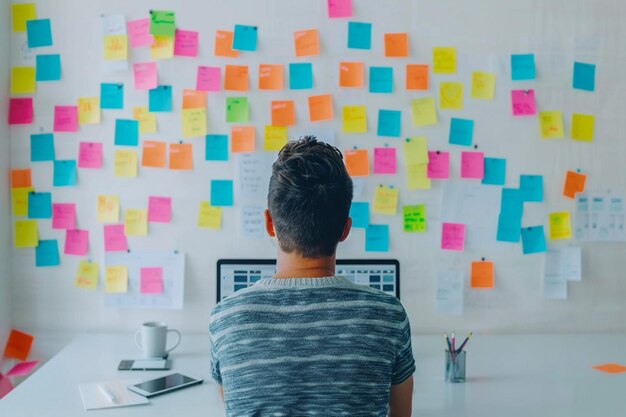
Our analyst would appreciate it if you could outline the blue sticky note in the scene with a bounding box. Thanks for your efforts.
[369,67,393,93]
[36,54,61,81]
[497,188,523,242]
[365,224,389,252]
[115,119,139,146]
[289,63,313,90]
[348,21,372,50]
[519,175,543,202]
[573,62,595,92]
[521,225,547,254]
[449,118,474,146]
[511,54,535,81]
[36,239,60,267]
[211,180,234,207]
[53,160,77,186]
[232,24,258,51]
[377,110,401,137]
[149,85,173,112]
[349,202,369,228]
[28,192,52,219]
[206,135,229,161]
[482,158,506,186]
[100,83,124,109]
[30,133,55,162]
[26,19,53,48]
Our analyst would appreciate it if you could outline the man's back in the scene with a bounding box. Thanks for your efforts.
[209,276,415,417]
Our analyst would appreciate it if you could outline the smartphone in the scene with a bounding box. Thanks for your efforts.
[118,359,172,371]
[127,373,203,398]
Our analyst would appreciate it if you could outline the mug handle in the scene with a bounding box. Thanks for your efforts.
[134,330,143,350]
[166,329,182,353]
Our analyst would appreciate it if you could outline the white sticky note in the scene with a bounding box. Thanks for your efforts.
[435,271,464,315]
[544,250,568,299]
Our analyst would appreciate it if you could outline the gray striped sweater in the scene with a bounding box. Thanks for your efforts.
[209,276,415,417]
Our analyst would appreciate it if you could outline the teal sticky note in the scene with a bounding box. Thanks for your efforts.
[511,54,535,81]
[519,175,543,202]
[53,160,77,186]
[377,110,401,137]
[206,135,229,161]
[497,188,523,242]
[211,180,234,206]
[349,202,369,228]
[521,225,546,254]
[449,118,474,146]
[348,22,371,49]
[369,67,393,93]
[28,192,52,219]
[36,54,61,81]
[149,85,173,112]
[226,97,249,123]
[289,63,313,90]
[573,62,595,91]
[26,19,53,48]
[100,83,124,109]
[482,158,506,185]
[114,119,139,146]
[36,239,60,267]
[31,133,55,162]
[233,24,257,51]
[365,224,389,252]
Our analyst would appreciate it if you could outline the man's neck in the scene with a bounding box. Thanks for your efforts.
[274,249,336,279]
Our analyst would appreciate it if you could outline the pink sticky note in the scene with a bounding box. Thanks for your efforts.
[78,142,103,168]
[441,222,465,251]
[64,229,89,256]
[511,89,536,116]
[328,0,352,17]
[52,203,76,230]
[53,106,78,132]
[6,360,39,377]
[103,224,127,252]
[373,147,397,174]
[140,267,164,294]
[174,29,199,57]
[148,196,172,223]
[127,18,153,48]
[0,373,13,400]
[197,66,221,92]
[134,62,158,91]
[427,151,450,179]
[461,151,485,179]
[9,98,34,125]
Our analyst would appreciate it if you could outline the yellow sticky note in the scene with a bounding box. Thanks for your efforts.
[549,212,572,240]
[411,97,437,127]
[539,111,564,139]
[342,106,367,133]
[97,195,120,223]
[198,202,222,229]
[11,187,34,217]
[373,186,399,215]
[114,150,138,177]
[103,34,128,61]
[403,136,429,165]
[151,35,174,60]
[14,220,38,248]
[12,3,36,32]
[439,82,463,110]
[77,97,100,125]
[406,164,432,190]
[75,261,99,290]
[264,125,288,151]
[571,114,594,142]
[124,209,148,236]
[471,72,495,100]
[433,47,456,74]
[105,265,128,293]
[181,108,207,138]
[11,67,36,95]
[132,106,157,133]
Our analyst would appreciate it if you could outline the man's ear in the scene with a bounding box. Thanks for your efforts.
[339,216,352,242]
[264,209,276,237]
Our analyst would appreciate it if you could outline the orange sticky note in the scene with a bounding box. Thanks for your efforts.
[215,30,239,57]
[169,143,193,170]
[182,89,206,109]
[294,29,320,57]
[258,64,283,90]
[384,33,409,57]
[11,169,32,188]
[3,329,34,361]
[308,94,333,122]
[142,141,167,168]
[406,64,429,90]
[563,170,587,199]
[344,149,369,177]
[339,62,364,88]
[592,363,626,374]
[271,100,296,126]
[231,126,256,153]
[224,65,249,91]
[471,261,494,289]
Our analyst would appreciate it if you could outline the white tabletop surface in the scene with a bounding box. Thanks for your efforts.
[1,333,626,416]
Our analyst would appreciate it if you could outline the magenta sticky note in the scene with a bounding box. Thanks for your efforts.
[64,229,89,256]
[6,360,39,377]
[78,142,103,168]
[148,196,172,223]
[134,62,158,91]
[174,29,199,57]
[427,151,450,179]
[53,106,78,132]
[9,98,34,125]
[0,373,13,400]
[140,267,164,294]
[127,18,153,48]
[461,151,484,179]
[441,222,465,251]
[104,224,128,252]
[197,66,221,92]
[52,203,76,230]
[373,147,397,174]
[328,0,352,17]
[511,89,536,116]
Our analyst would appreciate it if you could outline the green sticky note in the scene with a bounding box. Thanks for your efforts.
[226,97,249,123]
[403,205,426,232]
[150,10,175,37]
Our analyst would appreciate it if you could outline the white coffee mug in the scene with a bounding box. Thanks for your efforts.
[134,321,181,358]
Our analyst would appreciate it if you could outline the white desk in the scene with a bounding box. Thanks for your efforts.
[1,333,626,417]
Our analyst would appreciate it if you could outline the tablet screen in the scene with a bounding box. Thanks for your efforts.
[133,373,196,393]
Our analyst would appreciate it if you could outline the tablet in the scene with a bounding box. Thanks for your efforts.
[127,373,203,398]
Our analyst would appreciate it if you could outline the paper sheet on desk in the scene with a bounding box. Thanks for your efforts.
[79,379,149,410]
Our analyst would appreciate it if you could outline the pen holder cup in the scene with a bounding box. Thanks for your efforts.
[445,350,466,383]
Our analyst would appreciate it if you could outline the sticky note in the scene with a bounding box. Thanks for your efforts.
[592,363,626,374]
[511,89,536,116]
[471,72,495,100]
[114,150,138,177]
[211,180,234,206]
[563,170,586,199]
[427,151,449,179]
[100,83,124,109]
[181,89,206,110]
[53,160,77,186]
[497,188,523,242]
[349,202,369,228]
[53,105,78,132]
[365,225,389,252]
[11,169,32,189]
[149,85,172,112]
[133,62,158,90]
[233,24,258,51]
[342,106,367,133]
[11,66,36,94]
[11,187,34,217]
[521,226,546,254]
[105,265,128,293]
[549,212,572,240]
[132,107,157,134]
[441,222,465,251]
[26,18,52,48]
[373,186,399,215]
[289,63,313,90]
[197,66,221,92]
[571,114,594,141]
[181,108,207,138]
[169,143,193,170]
[140,267,164,294]
[27,192,51,219]
[348,21,371,49]
[461,152,484,179]
[101,14,126,36]
[439,82,463,110]
[103,34,128,61]
[127,18,153,48]
[114,119,138,147]
[328,0,352,17]
[77,97,100,126]
[36,239,59,267]
[36,54,61,81]
[482,158,506,185]
[64,229,89,256]
[226,97,249,123]
[433,47,456,74]
[147,196,171,223]
[377,110,401,137]
[8,98,33,125]
[125,209,148,236]
[471,261,494,288]
[435,271,464,315]
[174,29,199,57]
[294,29,319,57]
[12,3,36,32]
[141,141,166,168]
[539,111,564,138]
[403,136,428,165]
[206,134,229,161]
[75,261,99,290]
[573,62,595,91]
[224,65,249,91]
[511,54,535,80]
[271,101,296,126]
[30,133,54,162]
[52,203,76,230]
[255,64,282,91]
[406,64,428,90]
[150,35,174,60]
[149,10,175,37]
[198,202,222,229]
[231,126,256,153]
[369,67,393,93]
[264,125,288,151]
[214,30,239,57]
[520,175,543,202]
[449,118,474,146]
[403,205,426,233]
[6,360,39,377]
[344,149,369,176]
[373,147,397,174]
[103,224,127,252]
[308,94,333,122]
[406,164,431,190]
[384,33,409,57]
[3,329,34,360]
[339,62,364,87]
[15,219,38,248]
